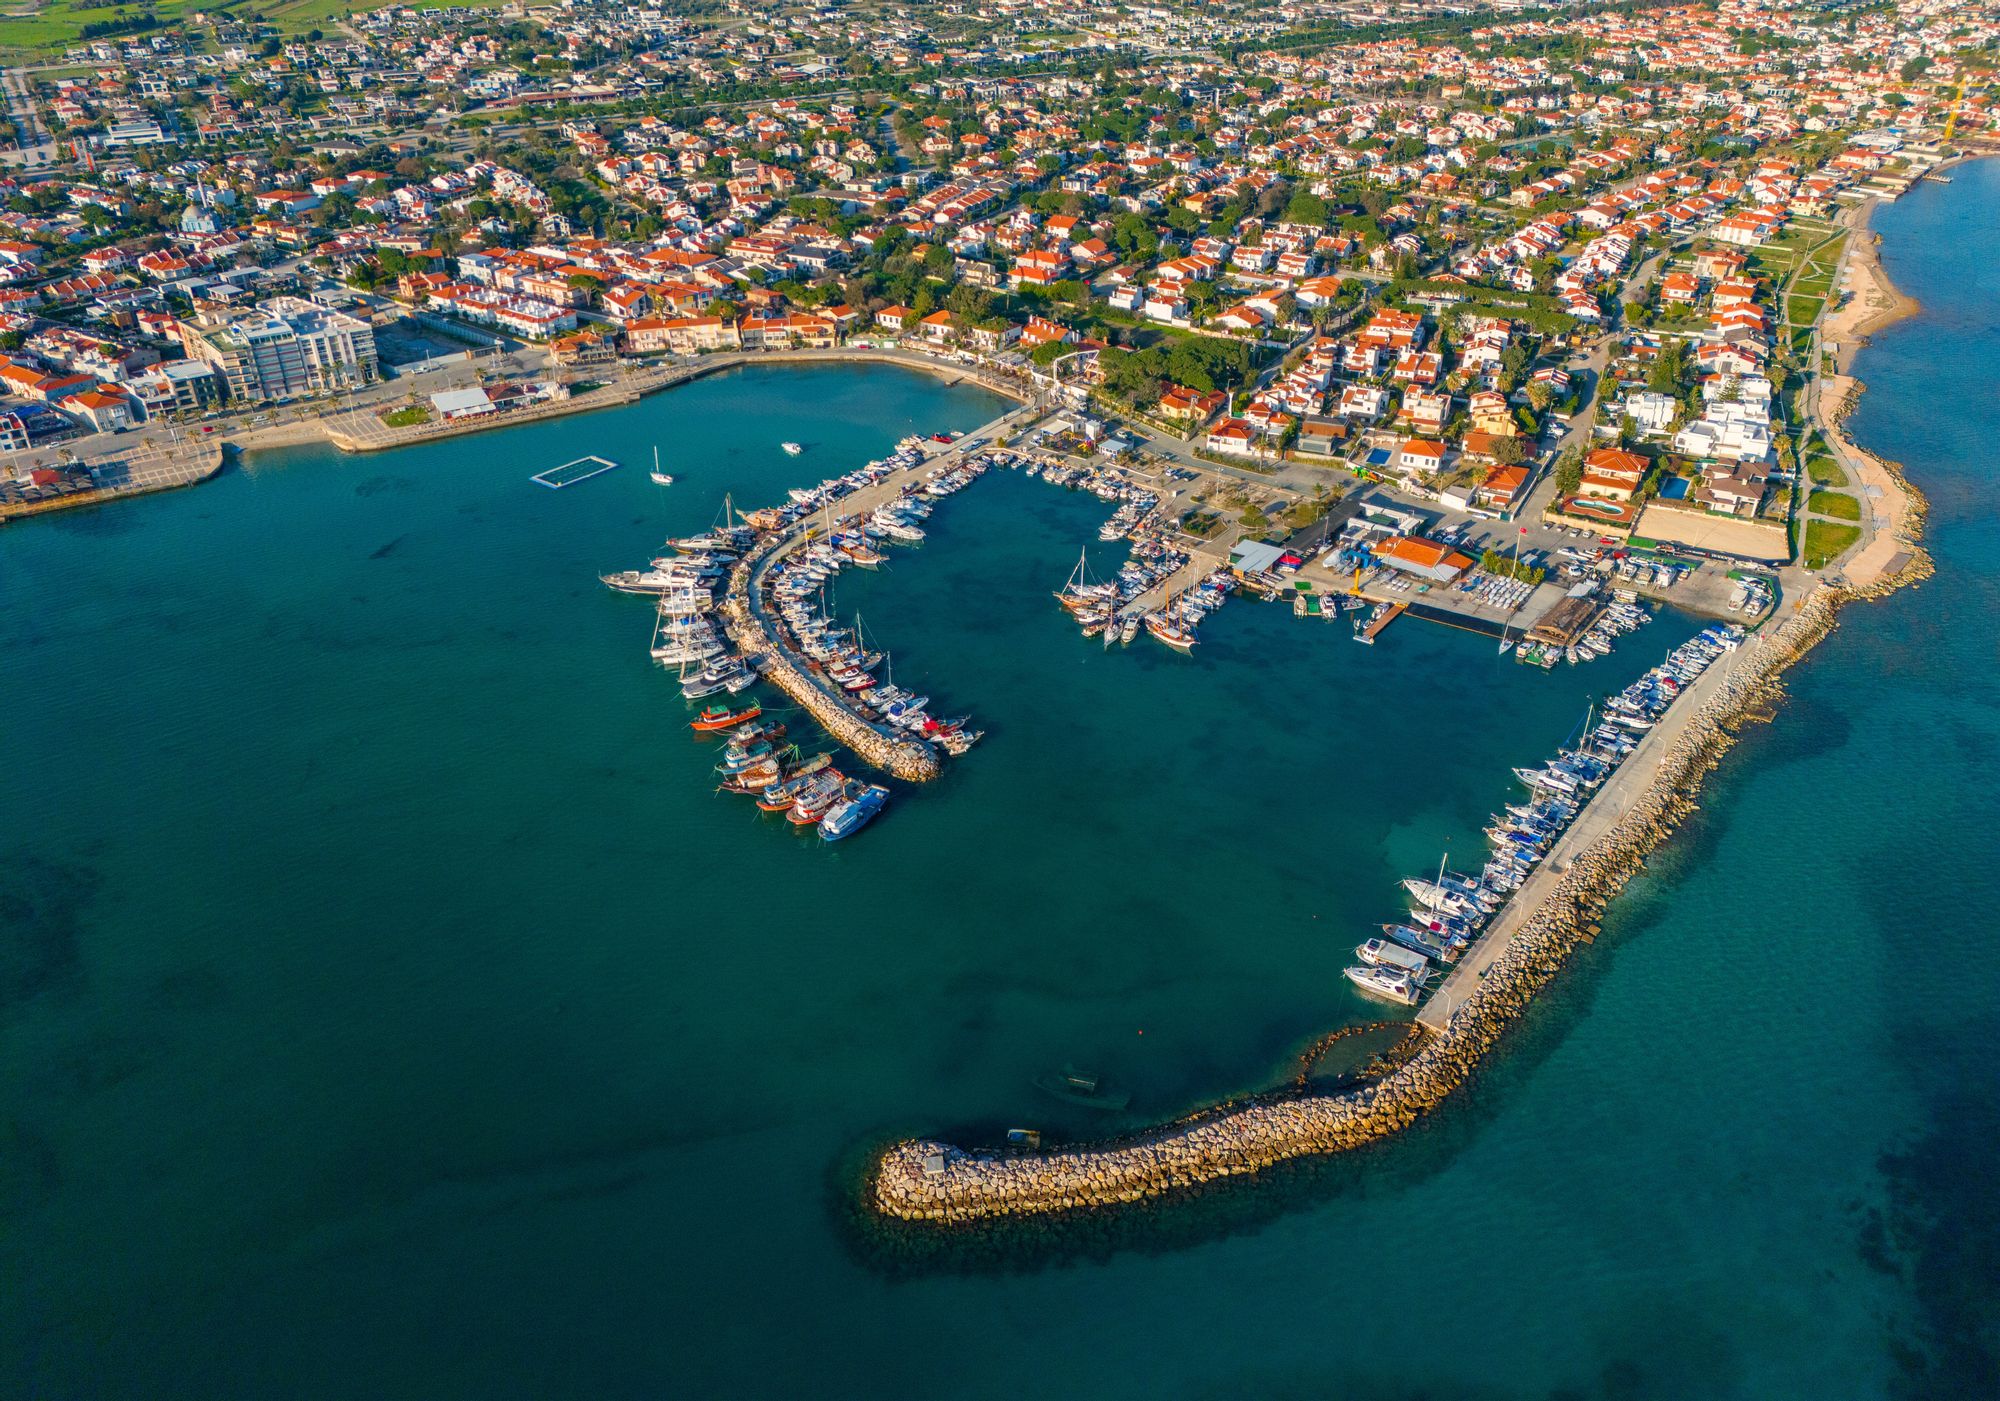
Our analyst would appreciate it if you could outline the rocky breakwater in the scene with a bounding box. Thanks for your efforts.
[869,581,1917,1224]
[719,550,942,784]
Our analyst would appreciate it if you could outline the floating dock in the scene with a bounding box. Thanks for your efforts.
[532,455,619,489]
[1359,602,1406,643]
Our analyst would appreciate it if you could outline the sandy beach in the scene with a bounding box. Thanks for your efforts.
[1824,211,1919,373]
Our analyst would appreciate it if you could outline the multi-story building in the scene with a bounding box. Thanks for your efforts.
[177,298,379,402]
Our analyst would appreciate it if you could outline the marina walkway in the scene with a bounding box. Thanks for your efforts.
[1416,597,1797,1031]
[1124,550,1223,614]
[731,401,1043,746]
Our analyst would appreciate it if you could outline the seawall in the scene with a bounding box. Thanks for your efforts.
[719,557,942,783]
[0,439,226,524]
[320,347,1033,456]
[869,547,1931,1223]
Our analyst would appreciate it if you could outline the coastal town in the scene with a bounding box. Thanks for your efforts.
[0,0,1978,1217]
[0,0,1984,579]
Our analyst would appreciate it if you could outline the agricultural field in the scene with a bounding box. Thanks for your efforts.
[0,0,217,56]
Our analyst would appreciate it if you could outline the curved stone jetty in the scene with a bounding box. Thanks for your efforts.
[720,540,943,784]
[871,547,1932,1223]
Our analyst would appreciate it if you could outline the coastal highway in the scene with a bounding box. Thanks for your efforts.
[1417,593,1802,1031]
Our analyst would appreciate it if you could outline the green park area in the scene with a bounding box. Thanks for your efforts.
[1805,443,1848,487]
[0,0,512,55]
[1810,489,1861,521]
[1803,518,1862,569]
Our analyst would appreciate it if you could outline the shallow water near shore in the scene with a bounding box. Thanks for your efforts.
[7,164,2000,1399]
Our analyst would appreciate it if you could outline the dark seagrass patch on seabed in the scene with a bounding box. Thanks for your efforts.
[0,854,103,1013]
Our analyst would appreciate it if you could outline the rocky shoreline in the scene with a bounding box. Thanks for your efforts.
[868,544,1930,1224]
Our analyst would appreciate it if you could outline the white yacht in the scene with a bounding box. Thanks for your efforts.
[1344,964,1425,1006]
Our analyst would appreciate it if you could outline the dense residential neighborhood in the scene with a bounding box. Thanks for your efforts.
[0,0,1992,569]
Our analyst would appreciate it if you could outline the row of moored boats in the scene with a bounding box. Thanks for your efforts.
[1343,624,1747,1006]
[600,433,995,844]
[695,705,892,840]
[763,455,990,758]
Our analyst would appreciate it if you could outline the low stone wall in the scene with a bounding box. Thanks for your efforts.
[868,559,1930,1223]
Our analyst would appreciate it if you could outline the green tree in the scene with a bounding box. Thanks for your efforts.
[1554,445,1584,496]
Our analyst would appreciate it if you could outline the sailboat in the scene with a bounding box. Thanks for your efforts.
[650,446,674,486]
[1497,525,1526,654]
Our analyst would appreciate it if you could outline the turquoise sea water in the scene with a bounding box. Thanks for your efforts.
[5,163,1998,1397]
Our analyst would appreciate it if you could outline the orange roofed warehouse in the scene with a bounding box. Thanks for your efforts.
[1374,535,1475,585]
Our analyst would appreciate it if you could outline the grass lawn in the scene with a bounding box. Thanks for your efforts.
[0,0,514,49]
[1789,294,1825,327]
[1810,489,1862,520]
[1803,518,1862,569]
[1807,451,1848,488]
[380,405,432,427]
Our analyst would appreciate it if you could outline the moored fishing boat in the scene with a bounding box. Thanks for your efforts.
[691,703,761,733]
[787,772,846,825]
[819,783,889,841]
